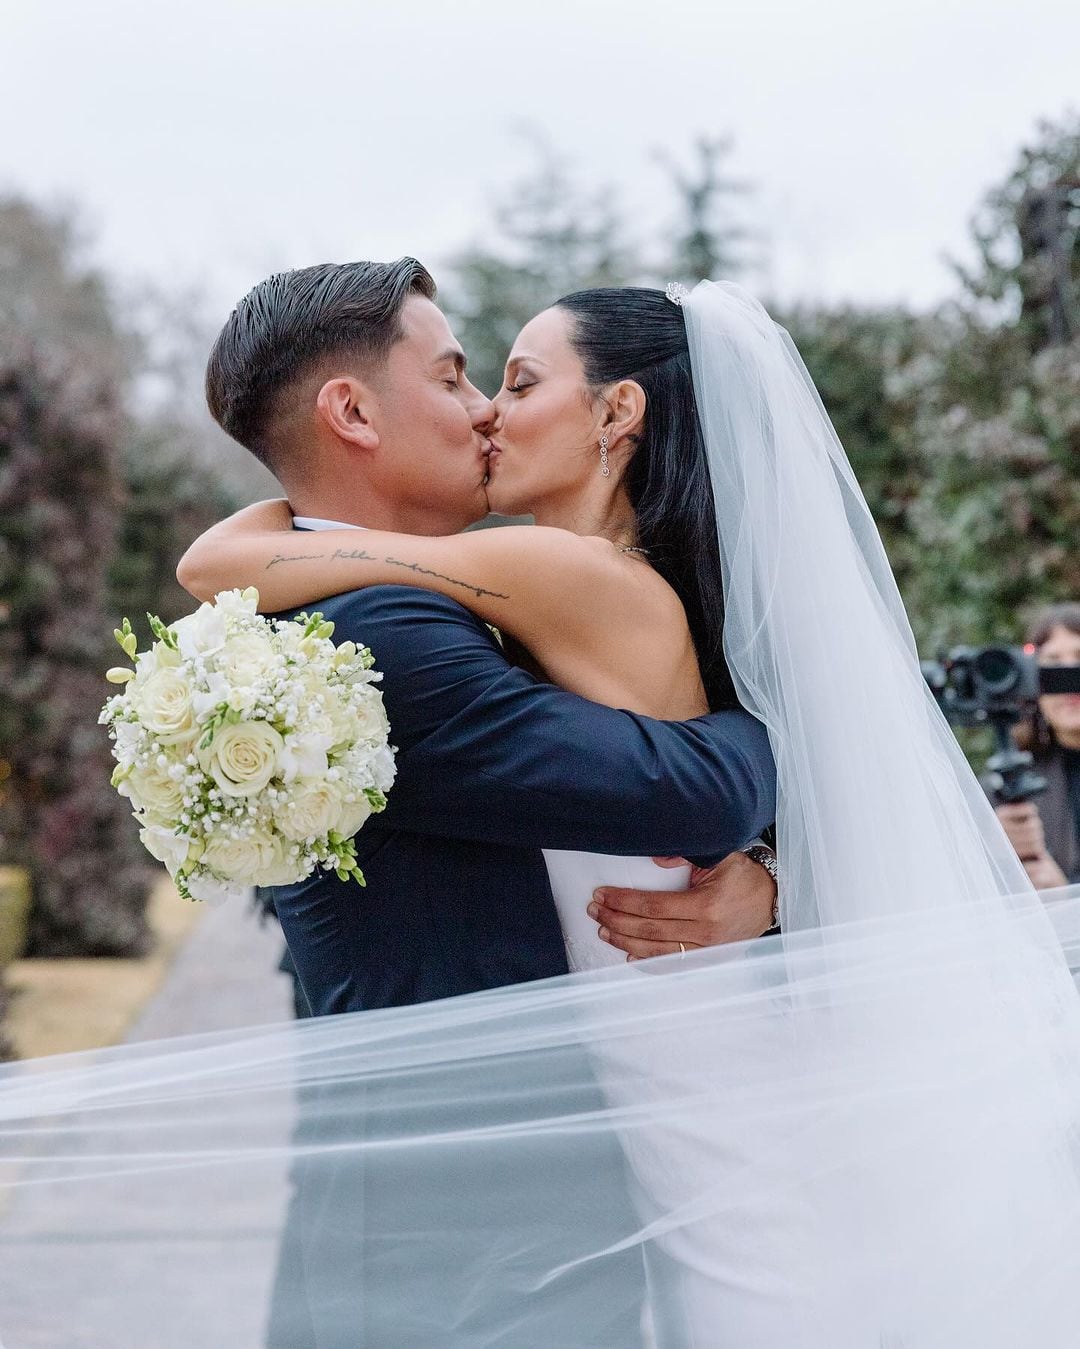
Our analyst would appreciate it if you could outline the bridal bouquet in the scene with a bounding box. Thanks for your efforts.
[99,588,395,905]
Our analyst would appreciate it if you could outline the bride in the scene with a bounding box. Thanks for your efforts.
[3,282,1080,1348]
[172,281,1080,1344]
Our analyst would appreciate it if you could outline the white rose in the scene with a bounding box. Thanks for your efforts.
[202,721,283,797]
[322,705,351,753]
[274,621,304,655]
[337,793,373,840]
[173,602,227,662]
[251,838,308,887]
[277,779,345,841]
[135,669,196,744]
[220,631,277,688]
[201,831,276,882]
[350,689,390,742]
[123,761,186,820]
[139,823,191,874]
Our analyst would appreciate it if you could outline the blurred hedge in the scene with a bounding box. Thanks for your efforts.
[0,346,155,954]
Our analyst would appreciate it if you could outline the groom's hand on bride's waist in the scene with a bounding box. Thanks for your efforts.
[587,850,779,961]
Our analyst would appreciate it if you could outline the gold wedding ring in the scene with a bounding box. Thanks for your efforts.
[678,942,686,955]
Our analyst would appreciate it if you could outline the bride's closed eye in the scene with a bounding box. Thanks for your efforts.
[505,382,534,395]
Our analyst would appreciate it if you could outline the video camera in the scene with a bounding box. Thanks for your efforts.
[921,646,1080,804]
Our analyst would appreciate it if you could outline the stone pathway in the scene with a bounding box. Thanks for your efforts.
[0,899,297,1348]
[126,895,294,1041]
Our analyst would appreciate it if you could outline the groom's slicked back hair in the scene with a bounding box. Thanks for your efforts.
[206,258,436,471]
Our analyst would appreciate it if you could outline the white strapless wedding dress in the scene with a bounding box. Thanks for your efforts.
[540,850,818,1347]
[542,851,692,972]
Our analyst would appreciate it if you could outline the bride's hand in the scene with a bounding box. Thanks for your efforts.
[587,851,778,959]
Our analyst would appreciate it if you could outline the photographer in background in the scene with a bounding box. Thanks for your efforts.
[996,603,1080,888]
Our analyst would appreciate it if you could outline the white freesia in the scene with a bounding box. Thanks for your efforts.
[139,824,191,873]
[370,743,398,794]
[173,602,228,661]
[111,719,142,769]
[191,671,231,724]
[203,721,283,797]
[102,590,395,904]
[184,873,243,907]
[211,587,260,622]
[280,728,335,784]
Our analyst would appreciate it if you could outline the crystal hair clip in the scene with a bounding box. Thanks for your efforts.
[665,281,689,307]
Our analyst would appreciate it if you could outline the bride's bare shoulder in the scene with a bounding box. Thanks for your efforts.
[470,525,684,630]
[472,525,638,583]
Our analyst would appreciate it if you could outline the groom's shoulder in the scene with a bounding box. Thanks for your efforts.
[275,585,491,642]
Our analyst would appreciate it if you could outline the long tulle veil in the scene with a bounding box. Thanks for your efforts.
[3,282,1080,1348]
[681,279,1039,928]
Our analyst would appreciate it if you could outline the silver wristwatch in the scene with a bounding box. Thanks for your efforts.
[740,843,780,932]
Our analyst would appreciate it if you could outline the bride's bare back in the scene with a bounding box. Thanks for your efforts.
[177,503,710,721]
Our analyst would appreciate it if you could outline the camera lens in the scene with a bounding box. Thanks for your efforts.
[974,647,1018,694]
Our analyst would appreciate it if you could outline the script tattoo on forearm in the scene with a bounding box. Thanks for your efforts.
[263,546,509,601]
[381,555,509,601]
[266,552,327,567]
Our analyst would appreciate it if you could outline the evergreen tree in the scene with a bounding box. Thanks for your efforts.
[955,114,1080,355]
[441,139,642,396]
[906,119,1080,647]
[779,306,936,609]
[659,135,749,283]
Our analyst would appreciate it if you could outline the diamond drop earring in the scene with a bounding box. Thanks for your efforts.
[600,434,610,477]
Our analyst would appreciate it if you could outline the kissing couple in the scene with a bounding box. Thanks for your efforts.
[5,262,1078,1349]
[167,261,1080,1346]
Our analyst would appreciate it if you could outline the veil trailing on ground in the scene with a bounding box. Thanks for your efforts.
[3,284,1080,1349]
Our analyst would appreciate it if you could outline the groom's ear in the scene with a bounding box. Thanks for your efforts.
[604,379,647,451]
[314,376,380,452]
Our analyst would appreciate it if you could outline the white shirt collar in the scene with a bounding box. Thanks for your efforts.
[292,516,367,531]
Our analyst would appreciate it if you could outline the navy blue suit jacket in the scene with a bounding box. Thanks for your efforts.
[266,585,776,1017]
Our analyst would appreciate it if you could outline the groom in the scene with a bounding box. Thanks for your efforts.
[205,257,778,1019]
[204,258,777,1347]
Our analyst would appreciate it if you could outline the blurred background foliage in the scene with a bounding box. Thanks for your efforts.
[0,116,1077,995]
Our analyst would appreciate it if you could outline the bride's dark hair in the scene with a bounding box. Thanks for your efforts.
[555,287,739,712]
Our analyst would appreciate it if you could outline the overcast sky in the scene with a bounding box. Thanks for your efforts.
[3,0,1077,326]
